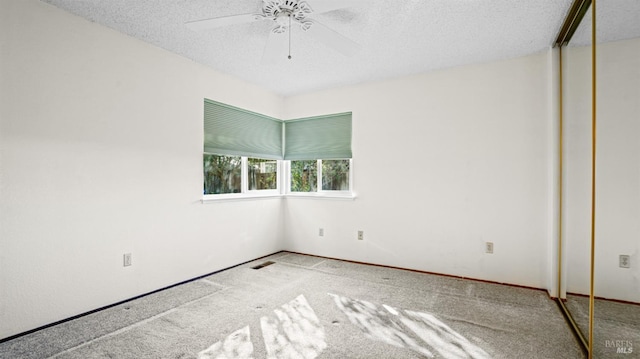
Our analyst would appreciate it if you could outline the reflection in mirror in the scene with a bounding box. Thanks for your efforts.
[564,0,640,357]
[561,1,593,350]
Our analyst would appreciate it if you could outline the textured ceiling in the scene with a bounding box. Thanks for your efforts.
[36,0,607,96]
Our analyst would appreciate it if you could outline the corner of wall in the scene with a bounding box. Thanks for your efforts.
[547,46,561,298]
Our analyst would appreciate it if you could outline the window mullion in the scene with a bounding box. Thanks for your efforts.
[283,160,289,194]
[349,159,353,192]
[317,159,322,192]
[241,157,248,193]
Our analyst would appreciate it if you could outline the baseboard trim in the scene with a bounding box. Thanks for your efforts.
[283,250,550,294]
[565,291,640,306]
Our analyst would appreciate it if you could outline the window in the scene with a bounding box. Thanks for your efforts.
[248,158,278,190]
[289,159,353,195]
[285,112,353,196]
[203,155,280,197]
[203,154,241,194]
[202,99,353,200]
[322,159,350,191]
[203,100,282,199]
[290,160,318,192]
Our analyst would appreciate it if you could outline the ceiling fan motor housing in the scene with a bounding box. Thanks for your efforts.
[263,0,312,25]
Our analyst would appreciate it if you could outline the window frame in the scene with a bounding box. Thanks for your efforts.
[202,157,355,202]
[284,159,355,199]
[202,154,282,202]
[246,157,280,195]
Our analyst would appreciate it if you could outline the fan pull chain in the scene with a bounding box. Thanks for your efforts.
[288,14,292,60]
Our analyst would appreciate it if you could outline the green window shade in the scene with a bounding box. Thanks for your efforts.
[284,113,352,160]
[204,99,283,159]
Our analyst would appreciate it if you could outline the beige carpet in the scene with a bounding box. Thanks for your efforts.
[1,252,584,358]
[565,295,639,358]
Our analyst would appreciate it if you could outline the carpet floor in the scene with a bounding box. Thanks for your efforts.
[1,252,584,358]
[565,295,639,358]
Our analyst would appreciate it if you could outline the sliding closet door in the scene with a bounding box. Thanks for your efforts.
[561,2,593,348]
[591,0,640,357]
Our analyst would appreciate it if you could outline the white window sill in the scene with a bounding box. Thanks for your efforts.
[201,192,282,203]
[201,192,357,203]
[284,192,357,200]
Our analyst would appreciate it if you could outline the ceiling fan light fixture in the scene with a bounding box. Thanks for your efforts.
[263,0,313,23]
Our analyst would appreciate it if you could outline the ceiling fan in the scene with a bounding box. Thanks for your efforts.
[186,0,360,62]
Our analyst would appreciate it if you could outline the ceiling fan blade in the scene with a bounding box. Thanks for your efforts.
[185,13,258,31]
[262,30,289,64]
[310,0,362,14]
[305,20,360,57]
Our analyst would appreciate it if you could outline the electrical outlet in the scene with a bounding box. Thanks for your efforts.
[485,242,494,254]
[319,228,324,237]
[620,255,630,268]
[357,230,364,241]
[123,253,132,267]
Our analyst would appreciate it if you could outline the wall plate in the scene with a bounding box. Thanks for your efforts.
[620,255,631,268]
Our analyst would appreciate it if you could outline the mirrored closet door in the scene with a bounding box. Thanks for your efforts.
[589,0,640,356]
[559,0,640,357]
[560,0,593,351]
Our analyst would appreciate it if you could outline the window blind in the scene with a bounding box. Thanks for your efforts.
[284,112,352,160]
[203,99,283,159]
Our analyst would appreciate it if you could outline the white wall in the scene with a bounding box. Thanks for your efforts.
[562,44,592,297]
[282,52,554,290]
[564,37,640,302]
[0,0,284,339]
[548,47,561,299]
